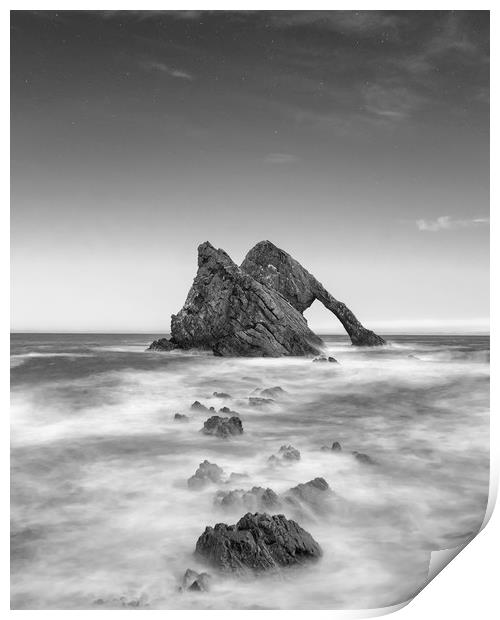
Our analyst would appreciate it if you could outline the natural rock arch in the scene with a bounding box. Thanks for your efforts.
[149,240,385,356]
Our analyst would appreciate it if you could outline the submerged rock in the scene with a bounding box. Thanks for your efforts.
[195,512,322,573]
[352,451,375,465]
[180,568,211,592]
[213,391,231,399]
[191,401,209,412]
[149,241,384,356]
[321,441,342,452]
[173,413,189,422]
[284,478,333,516]
[188,460,225,490]
[219,406,239,415]
[214,486,281,512]
[248,396,274,407]
[148,337,177,351]
[259,386,287,399]
[312,356,339,363]
[202,415,243,438]
[269,444,301,464]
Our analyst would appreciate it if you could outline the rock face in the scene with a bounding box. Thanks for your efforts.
[149,241,384,356]
[283,478,333,516]
[180,568,211,592]
[202,415,243,438]
[188,460,225,490]
[214,487,281,512]
[195,512,322,573]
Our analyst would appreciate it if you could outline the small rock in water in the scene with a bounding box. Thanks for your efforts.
[258,386,287,399]
[331,441,342,452]
[188,460,225,490]
[248,396,274,407]
[202,415,243,438]
[180,568,211,592]
[219,406,239,415]
[195,512,322,573]
[214,486,281,512]
[148,338,177,351]
[173,413,189,422]
[191,401,209,412]
[352,451,375,465]
[213,391,231,399]
[269,444,301,464]
[284,478,333,516]
[312,356,339,363]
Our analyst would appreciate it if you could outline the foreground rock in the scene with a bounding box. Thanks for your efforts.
[149,240,384,355]
[180,568,211,592]
[188,461,225,490]
[195,512,322,573]
[214,487,281,512]
[202,415,243,438]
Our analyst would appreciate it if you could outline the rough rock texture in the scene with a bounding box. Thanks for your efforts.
[191,401,209,412]
[242,241,385,347]
[195,512,322,573]
[149,240,384,356]
[313,356,339,363]
[188,460,225,490]
[214,486,281,512]
[180,568,211,592]
[202,415,243,438]
[148,337,177,352]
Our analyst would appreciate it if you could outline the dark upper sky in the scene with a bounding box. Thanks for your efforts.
[11,10,489,332]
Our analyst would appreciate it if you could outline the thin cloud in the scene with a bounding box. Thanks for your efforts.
[416,216,489,232]
[140,60,194,81]
[263,153,299,165]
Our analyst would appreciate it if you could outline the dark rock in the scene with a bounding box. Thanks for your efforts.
[191,401,209,412]
[209,406,215,411]
[313,356,339,363]
[174,413,189,422]
[202,415,243,438]
[219,406,239,415]
[195,512,322,573]
[269,445,301,463]
[149,241,384,356]
[214,486,281,512]
[213,391,231,399]
[259,386,287,398]
[181,568,211,592]
[242,241,385,347]
[284,478,333,516]
[148,337,177,351]
[188,460,225,490]
[248,397,274,407]
[331,441,342,452]
[352,451,375,465]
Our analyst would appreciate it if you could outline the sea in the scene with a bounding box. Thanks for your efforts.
[10,333,490,610]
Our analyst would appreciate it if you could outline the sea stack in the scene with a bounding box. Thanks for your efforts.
[149,241,385,356]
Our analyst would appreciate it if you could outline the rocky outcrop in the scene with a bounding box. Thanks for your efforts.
[268,444,301,464]
[241,241,385,347]
[283,478,334,517]
[187,461,225,490]
[202,415,243,438]
[180,568,211,592]
[214,487,281,512]
[195,512,322,573]
[174,413,189,422]
[149,241,384,356]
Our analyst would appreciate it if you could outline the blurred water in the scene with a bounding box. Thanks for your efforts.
[10,333,490,609]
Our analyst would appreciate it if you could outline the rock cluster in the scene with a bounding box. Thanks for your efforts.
[202,415,243,438]
[148,240,385,356]
[214,487,281,512]
[187,461,225,490]
[195,512,322,573]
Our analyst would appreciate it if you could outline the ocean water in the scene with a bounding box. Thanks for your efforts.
[10,333,490,610]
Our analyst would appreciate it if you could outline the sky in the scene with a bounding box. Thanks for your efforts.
[11,10,489,333]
